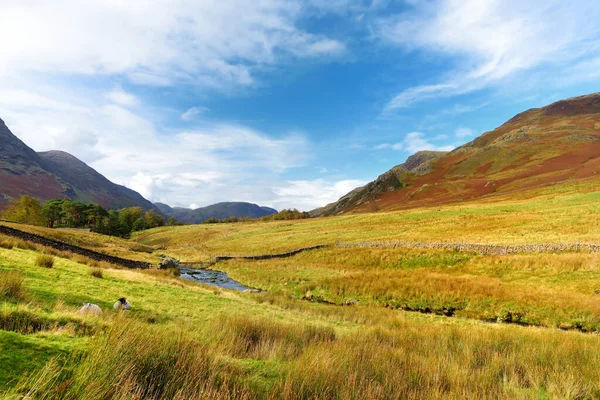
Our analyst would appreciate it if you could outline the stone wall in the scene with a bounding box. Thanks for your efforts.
[0,225,152,269]
[335,241,600,255]
[214,244,328,262]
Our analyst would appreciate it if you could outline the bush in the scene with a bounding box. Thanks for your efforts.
[35,254,55,269]
[89,268,103,279]
[0,270,24,300]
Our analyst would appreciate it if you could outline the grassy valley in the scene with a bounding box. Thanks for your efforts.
[2,179,600,398]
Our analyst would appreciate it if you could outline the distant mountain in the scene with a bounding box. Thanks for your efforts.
[156,201,277,224]
[313,92,600,216]
[0,117,158,211]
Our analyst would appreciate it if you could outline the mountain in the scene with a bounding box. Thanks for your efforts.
[0,117,157,211]
[314,92,600,216]
[156,202,278,224]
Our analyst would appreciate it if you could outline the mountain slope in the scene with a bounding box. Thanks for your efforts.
[157,202,277,224]
[0,118,157,211]
[315,92,600,216]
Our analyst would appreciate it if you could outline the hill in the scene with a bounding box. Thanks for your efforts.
[156,201,277,224]
[0,117,157,211]
[314,92,600,216]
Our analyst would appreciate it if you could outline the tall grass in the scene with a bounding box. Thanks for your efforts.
[11,314,600,399]
[271,326,600,399]
[89,268,103,279]
[210,314,336,360]
[0,270,24,300]
[12,320,250,399]
[35,254,55,269]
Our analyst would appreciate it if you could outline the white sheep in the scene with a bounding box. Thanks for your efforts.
[113,297,131,311]
[78,303,102,315]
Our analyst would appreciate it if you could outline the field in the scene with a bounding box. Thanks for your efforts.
[2,181,600,398]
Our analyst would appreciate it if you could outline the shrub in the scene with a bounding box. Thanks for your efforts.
[35,254,55,269]
[0,270,24,300]
[89,268,103,279]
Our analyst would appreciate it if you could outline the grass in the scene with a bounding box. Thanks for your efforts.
[89,267,103,279]
[0,221,159,263]
[35,254,54,269]
[133,180,600,261]
[2,181,600,397]
[0,270,24,301]
[1,241,600,398]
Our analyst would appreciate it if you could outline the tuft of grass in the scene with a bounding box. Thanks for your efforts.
[35,254,54,269]
[0,271,24,301]
[89,268,103,279]
[0,236,15,249]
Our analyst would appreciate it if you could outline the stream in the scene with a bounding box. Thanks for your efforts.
[179,266,256,292]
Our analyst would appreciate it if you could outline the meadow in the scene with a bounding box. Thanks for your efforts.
[2,180,600,398]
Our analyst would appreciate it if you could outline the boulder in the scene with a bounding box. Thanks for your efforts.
[159,257,179,270]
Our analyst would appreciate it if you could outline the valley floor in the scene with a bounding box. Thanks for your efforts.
[2,180,600,398]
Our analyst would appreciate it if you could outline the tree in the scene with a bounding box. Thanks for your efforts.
[132,217,145,232]
[42,199,64,228]
[118,207,143,235]
[1,195,46,226]
[144,210,166,229]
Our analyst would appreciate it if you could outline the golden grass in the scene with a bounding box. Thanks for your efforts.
[0,270,24,300]
[134,181,600,261]
[35,254,54,269]
[0,221,159,263]
[217,247,600,331]
[89,267,103,279]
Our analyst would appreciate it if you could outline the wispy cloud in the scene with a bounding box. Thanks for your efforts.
[106,89,139,108]
[181,106,209,121]
[0,0,346,89]
[373,142,403,150]
[272,179,367,210]
[455,127,476,139]
[377,0,600,110]
[403,132,454,153]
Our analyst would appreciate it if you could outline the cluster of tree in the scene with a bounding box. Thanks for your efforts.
[202,209,311,224]
[1,196,181,237]
[260,209,311,221]
[203,215,253,224]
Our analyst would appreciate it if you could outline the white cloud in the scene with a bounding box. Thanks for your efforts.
[272,179,367,211]
[106,90,139,107]
[373,142,403,150]
[0,86,317,210]
[377,0,600,110]
[403,132,454,153]
[0,0,346,89]
[455,127,475,139]
[181,106,209,121]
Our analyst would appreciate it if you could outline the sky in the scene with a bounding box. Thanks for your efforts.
[1,0,600,211]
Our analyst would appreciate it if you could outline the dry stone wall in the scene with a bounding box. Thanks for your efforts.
[0,225,152,269]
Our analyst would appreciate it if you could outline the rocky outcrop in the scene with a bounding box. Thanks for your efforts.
[312,151,448,217]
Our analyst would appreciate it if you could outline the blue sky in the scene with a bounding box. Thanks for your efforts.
[1,0,600,210]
